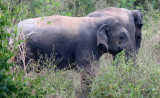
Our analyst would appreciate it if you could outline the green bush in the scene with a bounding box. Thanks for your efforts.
[0,1,46,97]
[0,0,160,97]
[0,1,18,97]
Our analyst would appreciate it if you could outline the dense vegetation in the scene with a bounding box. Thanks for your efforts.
[0,0,160,97]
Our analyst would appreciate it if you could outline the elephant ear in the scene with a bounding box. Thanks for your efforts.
[131,10,143,50]
[97,24,109,50]
[131,10,143,28]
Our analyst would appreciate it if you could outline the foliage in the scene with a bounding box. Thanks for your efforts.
[0,0,160,97]
[117,0,136,9]
[90,49,160,97]
[0,1,16,71]
[0,1,18,97]
[0,71,17,97]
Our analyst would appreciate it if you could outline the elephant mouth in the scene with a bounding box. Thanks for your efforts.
[108,47,123,56]
[111,50,132,60]
[109,50,121,56]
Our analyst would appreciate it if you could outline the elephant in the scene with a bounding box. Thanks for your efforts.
[87,7,143,52]
[16,15,134,97]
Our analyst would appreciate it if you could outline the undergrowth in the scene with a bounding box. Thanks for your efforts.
[0,0,160,97]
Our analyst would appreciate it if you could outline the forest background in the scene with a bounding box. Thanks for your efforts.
[0,0,160,97]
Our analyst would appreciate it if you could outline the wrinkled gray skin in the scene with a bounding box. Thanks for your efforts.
[18,15,133,68]
[17,15,133,97]
[87,7,143,52]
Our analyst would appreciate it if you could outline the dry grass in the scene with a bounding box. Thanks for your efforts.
[89,14,160,97]
[10,12,160,98]
[8,0,160,97]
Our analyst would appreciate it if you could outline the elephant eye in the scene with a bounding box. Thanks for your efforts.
[119,33,126,44]
[120,36,124,40]
[119,34,125,40]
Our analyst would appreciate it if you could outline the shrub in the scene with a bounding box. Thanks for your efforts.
[1,0,160,97]
[0,1,18,97]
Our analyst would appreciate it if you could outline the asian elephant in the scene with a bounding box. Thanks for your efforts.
[87,7,143,52]
[16,15,134,97]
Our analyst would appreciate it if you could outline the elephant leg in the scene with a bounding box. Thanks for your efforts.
[25,50,36,72]
[75,64,94,98]
[23,44,35,73]
[75,51,98,98]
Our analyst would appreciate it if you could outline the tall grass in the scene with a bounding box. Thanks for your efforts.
[90,11,160,97]
[1,0,160,97]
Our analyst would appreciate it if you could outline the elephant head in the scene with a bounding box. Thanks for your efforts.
[130,10,143,50]
[87,7,143,54]
[97,17,134,57]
